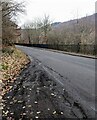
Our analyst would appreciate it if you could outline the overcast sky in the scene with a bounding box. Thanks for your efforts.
[15,0,97,27]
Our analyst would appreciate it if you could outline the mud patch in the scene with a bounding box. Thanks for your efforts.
[2,59,87,119]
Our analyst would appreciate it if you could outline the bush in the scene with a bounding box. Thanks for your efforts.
[2,46,14,55]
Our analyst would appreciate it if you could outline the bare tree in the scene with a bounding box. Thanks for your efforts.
[23,25,32,44]
[22,15,52,44]
[1,0,25,45]
[41,14,52,44]
[1,0,25,19]
[32,19,43,44]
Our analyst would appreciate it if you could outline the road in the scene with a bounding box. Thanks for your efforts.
[16,45,96,118]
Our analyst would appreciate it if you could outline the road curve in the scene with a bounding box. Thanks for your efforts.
[16,45,96,118]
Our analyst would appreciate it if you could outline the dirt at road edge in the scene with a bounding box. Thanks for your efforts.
[2,58,88,119]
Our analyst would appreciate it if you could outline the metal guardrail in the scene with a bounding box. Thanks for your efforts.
[15,43,97,55]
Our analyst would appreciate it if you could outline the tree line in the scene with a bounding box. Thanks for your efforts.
[22,15,51,44]
[21,14,95,46]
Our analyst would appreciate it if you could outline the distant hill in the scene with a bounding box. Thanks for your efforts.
[52,14,95,30]
[49,14,95,45]
[51,22,61,27]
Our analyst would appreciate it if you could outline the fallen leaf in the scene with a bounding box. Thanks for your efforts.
[48,108,50,111]
[23,113,26,115]
[53,111,57,114]
[61,112,64,115]
[18,101,23,103]
[28,105,31,108]
[37,111,41,114]
[51,93,54,96]
[35,116,39,119]
[23,106,26,109]
[30,112,33,115]
[34,101,38,104]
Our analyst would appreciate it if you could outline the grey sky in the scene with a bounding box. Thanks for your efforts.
[15,0,96,27]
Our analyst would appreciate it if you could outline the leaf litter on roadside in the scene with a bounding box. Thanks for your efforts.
[1,46,30,118]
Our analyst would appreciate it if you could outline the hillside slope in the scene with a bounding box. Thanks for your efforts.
[50,14,95,45]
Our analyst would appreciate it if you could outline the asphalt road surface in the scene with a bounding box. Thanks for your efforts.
[16,45,96,118]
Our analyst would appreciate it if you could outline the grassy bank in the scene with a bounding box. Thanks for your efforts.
[0,46,30,95]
